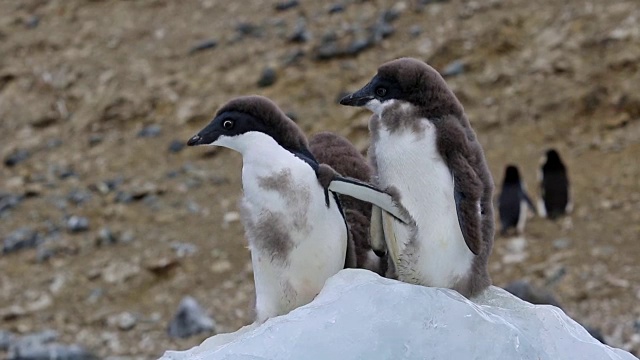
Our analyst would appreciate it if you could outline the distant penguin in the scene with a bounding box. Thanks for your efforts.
[309,131,386,275]
[187,96,407,323]
[498,165,536,236]
[539,149,571,219]
[340,57,494,298]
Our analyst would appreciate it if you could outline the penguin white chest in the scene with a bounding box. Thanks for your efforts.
[373,119,475,287]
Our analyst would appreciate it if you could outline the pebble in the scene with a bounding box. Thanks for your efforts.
[442,59,466,77]
[8,342,95,360]
[0,192,22,215]
[328,3,345,14]
[235,22,261,37]
[257,67,277,88]
[553,238,571,249]
[189,39,218,54]
[88,134,103,147]
[102,261,140,284]
[274,0,299,11]
[87,288,104,304]
[167,296,216,339]
[409,25,422,38]
[2,228,43,254]
[114,312,137,331]
[171,242,198,257]
[66,216,90,233]
[145,257,180,276]
[168,140,185,153]
[67,189,92,205]
[25,15,40,29]
[4,149,31,167]
[136,124,162,138]
[120,230,135,243]
[96,227,118,247]
[289,18,310,43]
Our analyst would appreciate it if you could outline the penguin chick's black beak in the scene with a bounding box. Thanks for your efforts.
[187,135,202,146]
[339,83,374,107]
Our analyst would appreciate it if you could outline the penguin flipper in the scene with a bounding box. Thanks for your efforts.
[328,176,411,225]
[452,172,483,256]
[369,205,387,256]
[522,191,537,215]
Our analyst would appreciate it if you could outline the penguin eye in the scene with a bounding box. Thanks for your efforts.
[222,120,234,130]
[375,87,387,97]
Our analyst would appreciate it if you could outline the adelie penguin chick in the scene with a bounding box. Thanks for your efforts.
[498,165,536,236]
[538,149,571,219]
[309,131,386,275]
[187,96,407,324]
[340,57,495,298]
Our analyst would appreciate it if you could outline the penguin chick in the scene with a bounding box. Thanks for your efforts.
[539,149,571,219]
[340,57,495,298]
[498,165,536,236]
[187,96,349,324]
[309,131,386,275]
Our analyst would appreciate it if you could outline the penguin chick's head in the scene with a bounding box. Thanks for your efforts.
[503,165,521,184]
[187,96,308,154]
[339,57,463,118]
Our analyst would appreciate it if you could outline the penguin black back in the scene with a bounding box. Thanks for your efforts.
[498,165,531,235]
[541,149,570,219]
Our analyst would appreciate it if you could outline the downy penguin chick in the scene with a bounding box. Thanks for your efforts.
[187,96,349,324]
[538,149,571,219]
[340,57,495,298]
[498,165,536,236]
[309,131,386,275]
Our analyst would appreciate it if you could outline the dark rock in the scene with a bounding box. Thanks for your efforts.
[168,140,185,153]
[94,177,123,194]
[235,22,261,38]
[13,330,58,348]
[66,216,89,233]
[46,139,63,149]
[86,288,104,304]
[167,296,215,339]
[87,134,103,147]
[314,41,343,60]
[0,330,14,350]
[288,18,310,43]
[4,149,30,167]
[381,8,401,23]
[442,60,466,77]
[54,166,76,180]
[137,124,162,138]
[274,0,299,11]
[0,193,23,215]
[328,4,345,14]
[188,39,218,54]
[114,191,133,203]
[67,189,92,205]
[503,280,563,308]
[370,20,395,41]
[96,227,118,247]
[257,67,277,88]
[2,228,43,254]
[346,38,374,55]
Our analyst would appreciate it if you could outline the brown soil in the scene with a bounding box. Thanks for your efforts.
[1,0,639,358]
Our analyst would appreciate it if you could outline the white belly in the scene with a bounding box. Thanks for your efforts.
[241,146,347,322]
[374,120,474,288]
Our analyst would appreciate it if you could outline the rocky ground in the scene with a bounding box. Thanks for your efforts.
[1,0,639,359]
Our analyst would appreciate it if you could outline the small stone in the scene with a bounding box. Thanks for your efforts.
[328,4,345,14]
[146,257,180,276]
[0,192,22,215]
[283,49,305,66]
[96,227,118,247]
[4,149,30,167]
[442,60,466,77]
[102,261,140,284]
[88,134,103,146]
[87,288,104,304]
[274,0,299,11]
[235,22,261,37]
[137,124,162,138]
[171,242,198,257]
[2,228,42,254]
[409,25,422,37]
[346,38,373,55]
[257,67,277,88]
[167,296,216,339]
[67,189,92,205]
[223,211,241,225]
[211,260,232,274]
[552,238,571,249]
[189,39,218,54]
[121,230,135,243]
[114,191,133,203]
[115,312,137,331]
[168,140,185,153]
[288,18,310,43]
[8,342,95,360]
[66,216,89,233]
[25,15,40,29]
